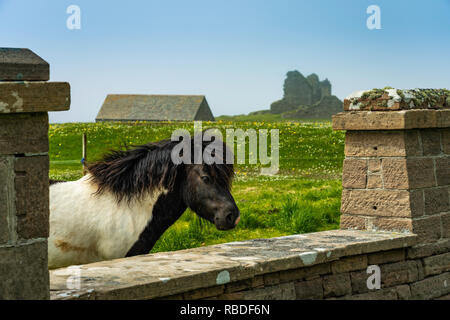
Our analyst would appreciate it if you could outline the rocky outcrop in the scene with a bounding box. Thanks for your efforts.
[269,70,341,119]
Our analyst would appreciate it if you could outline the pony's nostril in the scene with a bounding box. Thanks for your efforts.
[226,212,234,223]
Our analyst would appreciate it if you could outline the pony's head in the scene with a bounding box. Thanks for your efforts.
[87,131,240,231]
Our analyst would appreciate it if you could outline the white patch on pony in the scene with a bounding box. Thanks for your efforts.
[48,174,165,269]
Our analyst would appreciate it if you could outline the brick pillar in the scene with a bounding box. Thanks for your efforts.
[333,88,450,248]
[0,48,70,299]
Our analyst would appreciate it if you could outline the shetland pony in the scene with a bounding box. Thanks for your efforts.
[48,134,240,269]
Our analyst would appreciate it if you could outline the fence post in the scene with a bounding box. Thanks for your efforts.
[0,48,70,299]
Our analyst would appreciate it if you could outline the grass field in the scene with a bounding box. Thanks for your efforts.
[49,120,345,253]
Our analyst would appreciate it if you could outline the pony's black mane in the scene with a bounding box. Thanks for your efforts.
[87,135,234,203]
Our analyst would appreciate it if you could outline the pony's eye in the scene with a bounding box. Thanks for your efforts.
[201,176,211,184]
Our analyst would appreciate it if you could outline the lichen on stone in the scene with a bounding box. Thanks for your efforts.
[345,87,450,111]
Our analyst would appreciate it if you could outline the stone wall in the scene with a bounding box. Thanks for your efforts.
[0,48,70,299]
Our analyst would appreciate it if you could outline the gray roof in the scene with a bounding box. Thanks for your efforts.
[96,94,215,122]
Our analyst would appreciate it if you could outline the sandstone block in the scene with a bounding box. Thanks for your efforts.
[410,272,450,300]
[368,249,406,265]
[0,81,70,113]
[0,157,14,243]
[442,129,450,154]
[435,157,450,186]
[279,263,331,283]
[341,189,414,218]
[424,187,449,215]
[368,159,382,173]
[367,174,383,189]
[421,129,442,155]
[0,48,49,81]
[369,217,413,233]
[0,113,48,154]
[382,158,435,189]
[380,261,419,287]
[342,158,367,189]
[423,252,450,276]
[344,131,420,157]
[407,239,450,259]
[339,214,367,230]
[323,273,352,298]
[331,255,368,274]
[333,110,450,131]
[0,240,49,299]
[14,155,49,239]
[412,215,442,244]
[442,213,450,239]
[294,277,323,300]
[219,282,296,300]
[396,285,411,300]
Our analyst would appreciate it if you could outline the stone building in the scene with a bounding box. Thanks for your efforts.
[95,94,215,122]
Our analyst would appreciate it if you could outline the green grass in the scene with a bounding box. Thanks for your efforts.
[48,120,345,253]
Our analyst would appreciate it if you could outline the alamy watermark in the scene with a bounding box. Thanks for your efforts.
[170,121,279,175]
[366,5,381,30]
[366,265,381,290]
[66,5,81,30]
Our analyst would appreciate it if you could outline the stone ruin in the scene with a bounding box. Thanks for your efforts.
[270,70,343,119]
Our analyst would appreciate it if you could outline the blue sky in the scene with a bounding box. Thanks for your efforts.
[1,0,449,122]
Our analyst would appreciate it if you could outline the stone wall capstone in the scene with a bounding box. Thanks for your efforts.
[0,48,70,300]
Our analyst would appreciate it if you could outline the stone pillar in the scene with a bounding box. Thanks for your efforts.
[0,48,70,299]
[333,88,450,249]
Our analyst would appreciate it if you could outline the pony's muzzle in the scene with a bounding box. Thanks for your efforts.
[215,210,240,230]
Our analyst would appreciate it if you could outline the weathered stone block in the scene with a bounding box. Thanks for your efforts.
[396,285,411,300]
[369,217,413,233]
[368,249,406,265]
[421,129,442,155]
[341,189,414,218]
[380,261,418,287]
[219,282,296,300]
[0,112,48,154]
[0,48,49,81]
[224,276,264,293]
[323,273,352,298]
[367,174,382,189]
[0,156,14,243]
[424,187,449,215]
[0,240,49,299]
[442,213,450,239]
[368,159,382,173]
[279,263,331,284]
[382,158,435,189]
[0,82,70,113]
[263,272,280,286]
[407,239,450,259]
[183,285,224,300]
[14,155,49,239]
[410,272,450,300]
[331,255,368,273]
[423,252,450,276]
[342,158,367,189]
[339,214,366,230]
[412,215,442,244]
[435,157,450,186]
[294,277,323,300]
[350,270,371,294]
[344,131,420,157]
[346,287,398,300]
[442,129,450,154]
